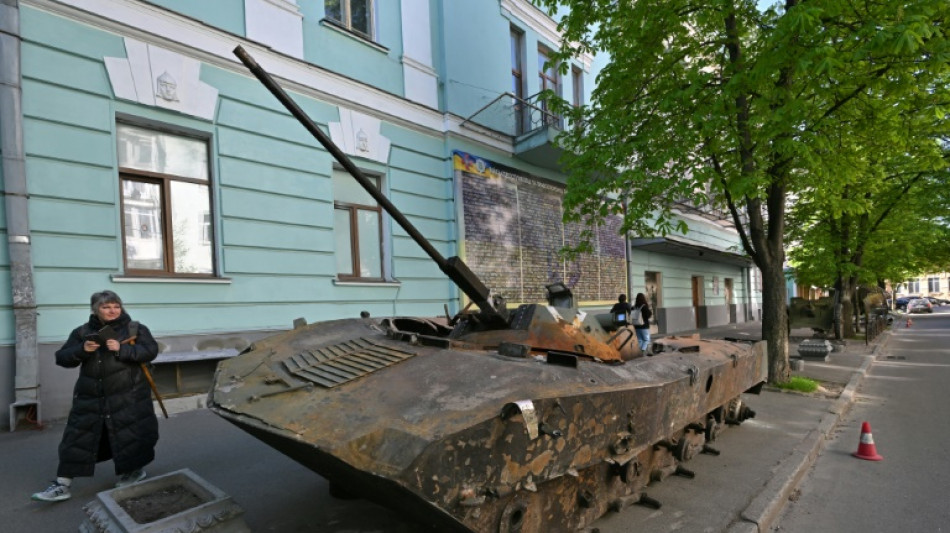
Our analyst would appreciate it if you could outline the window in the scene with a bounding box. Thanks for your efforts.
[571,65,583,107]
[510,27,526,134]
[325,0,374,40]
[538,47,560,95]
[333,169,383,280]
[538,46,561,127]
[907,279,920,293]
[511,29,524,99]
[928,277,940,292]
[117,124,214,276]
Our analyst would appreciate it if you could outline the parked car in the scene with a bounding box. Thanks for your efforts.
[895,296,911,311]
[907,298,934,314]
[925,296,946,307]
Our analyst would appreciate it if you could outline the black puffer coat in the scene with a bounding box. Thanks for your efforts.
[55,311,159,478]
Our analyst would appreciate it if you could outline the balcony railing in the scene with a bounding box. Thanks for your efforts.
[461,92,562,139]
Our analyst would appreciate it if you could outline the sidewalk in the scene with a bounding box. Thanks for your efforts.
[667,321,884,533]
[0,320,884,533]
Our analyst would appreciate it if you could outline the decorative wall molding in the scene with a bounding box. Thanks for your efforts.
[329,108,392,164]
[104,37,219,120]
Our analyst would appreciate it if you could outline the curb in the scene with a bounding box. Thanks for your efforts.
[725,331,887,533]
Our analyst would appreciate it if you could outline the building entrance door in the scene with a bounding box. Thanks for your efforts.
[645,271,660,330]
[725,278,735,323]
[691,276,704,328]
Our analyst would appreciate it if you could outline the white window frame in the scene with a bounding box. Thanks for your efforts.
[325,0,376,41]
[927,276,940,293]
[908,279,920,293]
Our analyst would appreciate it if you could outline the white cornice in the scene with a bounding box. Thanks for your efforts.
[402,55,437,78]
[502,0,560,46]
[24,0,514,153]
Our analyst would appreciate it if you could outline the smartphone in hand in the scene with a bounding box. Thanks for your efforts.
[84,325,117,344]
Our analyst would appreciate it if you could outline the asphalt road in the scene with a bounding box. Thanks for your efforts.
[772,307,950,533]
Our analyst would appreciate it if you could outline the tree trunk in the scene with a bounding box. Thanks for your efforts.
[760,260,790,384]
[838,276,854,339]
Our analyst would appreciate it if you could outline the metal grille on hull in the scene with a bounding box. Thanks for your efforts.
[283,337,418,388]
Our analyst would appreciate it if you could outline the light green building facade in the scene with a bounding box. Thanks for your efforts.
[0,0,761,428]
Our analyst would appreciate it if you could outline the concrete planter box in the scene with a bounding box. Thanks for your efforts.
[80,468,249,533]
[797,339,833,361]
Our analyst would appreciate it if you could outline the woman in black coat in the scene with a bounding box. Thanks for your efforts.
[32,290,159,502]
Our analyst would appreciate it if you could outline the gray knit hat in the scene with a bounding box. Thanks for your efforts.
[90,290,123,312]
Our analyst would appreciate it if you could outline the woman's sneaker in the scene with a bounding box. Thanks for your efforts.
[32,481,71,502]
[115,469,147,488]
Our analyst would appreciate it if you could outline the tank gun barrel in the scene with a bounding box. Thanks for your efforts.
[233,46,504,322]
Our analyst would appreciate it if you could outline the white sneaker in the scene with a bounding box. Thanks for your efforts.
[32,482,71,502]
[115,469,147,488]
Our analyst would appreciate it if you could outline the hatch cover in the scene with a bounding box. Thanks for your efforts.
[283,337,418,388]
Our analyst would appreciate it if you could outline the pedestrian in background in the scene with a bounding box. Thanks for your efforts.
[633,293,653,353]
[610,293,632,322]
[32,290,159,502]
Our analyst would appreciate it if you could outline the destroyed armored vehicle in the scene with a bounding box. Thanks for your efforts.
[207,47,768,533]
[789,285,889,337]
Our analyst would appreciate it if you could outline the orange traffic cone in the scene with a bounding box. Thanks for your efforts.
[906,318,913,328]
[852,421,883,461]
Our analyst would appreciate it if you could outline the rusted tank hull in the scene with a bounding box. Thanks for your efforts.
[209,318,766,532]
[215,414,470,531]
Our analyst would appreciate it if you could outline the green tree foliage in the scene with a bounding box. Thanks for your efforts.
[786,25,950,336]
[534,0,949,382]
[788,161,950,294]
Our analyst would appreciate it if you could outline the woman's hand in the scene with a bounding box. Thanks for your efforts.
[83,340,100,353]
[105,339,120,352]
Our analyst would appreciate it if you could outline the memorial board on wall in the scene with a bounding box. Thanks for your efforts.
[454,151,626,305]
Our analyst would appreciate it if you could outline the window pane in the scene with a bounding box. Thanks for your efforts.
[332,170,378,206]
[170,181,213,274]
[538,50,549,85]
[325,0,342,23]
[334,208,354,275]
[572,67,583,107]
[356,209,381,278]
[117,124,208,181]
[350,0,372,35]
[122,180,165,270]
[511,32,519,68]
[511,30,523,97]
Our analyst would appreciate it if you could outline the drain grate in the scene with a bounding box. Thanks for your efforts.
[283,337,418,388]
[885,355,906,360]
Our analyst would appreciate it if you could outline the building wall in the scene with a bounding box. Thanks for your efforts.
[629,252,753,333]
[894,272,950,300]
[143,0,247,37]
[628,213,759,334]
[7,1,460,424]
